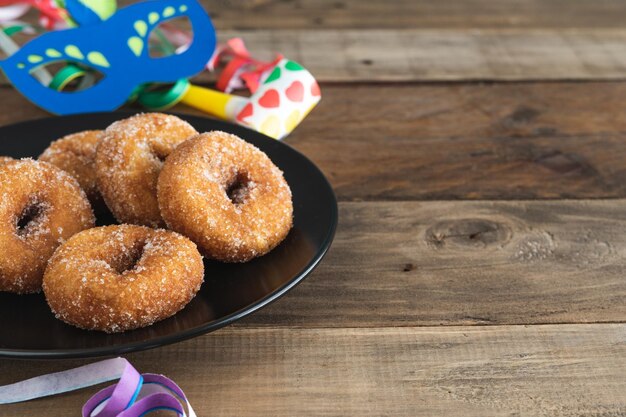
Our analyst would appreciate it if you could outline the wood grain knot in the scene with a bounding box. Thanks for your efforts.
[504,106,540,125]
[533,150,589,174]
[403,263,416,272]
[425,219,512,249]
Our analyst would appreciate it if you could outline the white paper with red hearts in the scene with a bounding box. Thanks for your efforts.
[235,58,321,140]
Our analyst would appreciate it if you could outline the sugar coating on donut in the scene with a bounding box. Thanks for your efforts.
[43,224,204,333]
[158,131,293,262]
[0,156,13,165]
[0,159,95,293]
[39,130,102,203]
[96,113,198,227]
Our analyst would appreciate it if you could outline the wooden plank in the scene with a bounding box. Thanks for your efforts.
[120,0,626,30]
[210,29,626,81]
[241,200,626,327]
[9,0,626,83]
[286,81,626,200]
[2,324,625,416]
[5,81,626,200]
[7,2,626,81]
[8,2,626,81]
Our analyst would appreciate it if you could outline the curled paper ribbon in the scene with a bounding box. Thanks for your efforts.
[207,37,284,94]
[0,0,70,29]
[0,357,196,417]
[138,36,283,110]
[145,28,281,95]
[0,3,30,22]
[0,0,117,28]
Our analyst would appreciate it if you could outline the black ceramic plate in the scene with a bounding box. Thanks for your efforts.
[0,112,337,359]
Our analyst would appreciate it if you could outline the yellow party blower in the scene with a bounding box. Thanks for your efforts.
[140,58,321,140]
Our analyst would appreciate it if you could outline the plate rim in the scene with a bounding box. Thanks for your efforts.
[0,111,338,359]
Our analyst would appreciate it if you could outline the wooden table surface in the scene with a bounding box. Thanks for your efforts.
[2,1,626,416]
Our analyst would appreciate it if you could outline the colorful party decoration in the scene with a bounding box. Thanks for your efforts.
[207,37,284,94]
[0,0,71,29]
[0,0,320,139]
[139,58,321,140]
[0,0,216,114]
[185,58,321,140]
[0,0,116,29]
[0,357,197,416]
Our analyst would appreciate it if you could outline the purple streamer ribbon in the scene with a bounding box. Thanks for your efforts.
[0,357,196,417]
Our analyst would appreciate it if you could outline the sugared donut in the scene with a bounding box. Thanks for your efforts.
[157,131,293,262]
[95,113,198,227]
[0,159,95,293]
[39,130,102,204]
[0,156,13,164]
[43,225,204,333]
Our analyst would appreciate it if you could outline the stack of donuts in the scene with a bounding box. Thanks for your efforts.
[0,113,293,333]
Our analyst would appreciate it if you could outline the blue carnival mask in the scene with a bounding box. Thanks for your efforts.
[0,0,216,114]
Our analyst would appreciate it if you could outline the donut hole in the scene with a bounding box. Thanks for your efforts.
[16,200,48,237]
[150,142,173,168]
[225,172,253,205]
[110,240,146,275]
[155,152,168,164]
[152,148,169,164]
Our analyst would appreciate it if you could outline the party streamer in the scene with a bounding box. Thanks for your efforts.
[0,357,196,417]
[140,58,321,140]
[0,0,321,139]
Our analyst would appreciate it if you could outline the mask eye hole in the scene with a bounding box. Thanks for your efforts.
[148,16,193,58]
[29,61,105,92]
